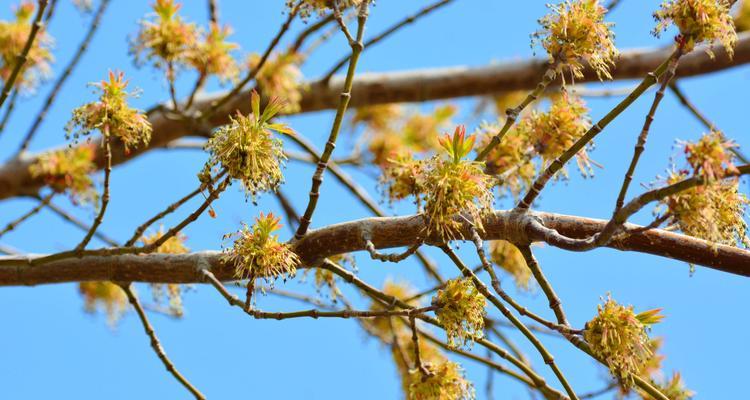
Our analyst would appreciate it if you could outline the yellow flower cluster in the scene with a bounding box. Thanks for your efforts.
[475,123,536,199]
[247,52,303,113]
[408,361,475,400]
[683,130,738,180]
[29,145,96,204]
[0,1,54,92]
[223,213,300,284]
[141,228,190,317]
[380,155,426,204]
[533,0,618,81]
[422,126,494,240]
[518,92,594,177]
[662,171,748,246]
[654,0,737,57]
[489,240,535,290]
[433,278,486,348]
[584,296,663,387]
[67,71,152,152]
[78,281,128,326]
[204,92,291,200]
[131,0,239,82]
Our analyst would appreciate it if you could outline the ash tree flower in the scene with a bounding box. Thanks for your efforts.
[584,295,664,387]
[223,213,300,285]
[188,22,239,84]
[683,130,738,180]
[78,281,128,326]
[130,0,198,72]
[533,0,619,82]
[408,361,475,400]
[0,1,54,92]
[433,278,486,348]
[28,145,97,204]
[518,92,595,177]
[422,125,494,240]
[489,240,535,291]
[204,91,292,200]
[475,122,536,199]
[247,52,303,114]
[67,70,153,152]
[654,0,737,57]
[140,228,190,317]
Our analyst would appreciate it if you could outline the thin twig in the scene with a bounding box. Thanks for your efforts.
[0,89,20,137]
[76,131,112,251]
[119,283,206,399]
[0,193,54,240]
[294,2,370,239]
[43,199,119,246]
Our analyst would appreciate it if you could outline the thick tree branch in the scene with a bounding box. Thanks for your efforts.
[3,210,749,286]
[2,34,750,201]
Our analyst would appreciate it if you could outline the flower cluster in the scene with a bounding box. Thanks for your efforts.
[683,130,738,180]
[28,145,96,203]
[78,281,128,326]
[641,373,694,400]
[189,23,240,83]
[204,92,291,199]
[408,361,475,400]
[141,228,189,317]
[661,171,748,245]
[131,0,198,70]
[654,0,737,57]
[0,1,54,92]
[422,126,494,240]
[380,154,427,203]
[533,0,618,81]
[355,104,455,167]
[223,213,300,284]
[475,123,536,199]
[518,92,594,177]
[433,278,486,348]
[584,295,663,386]
[67,71,152,152]
[489,240,535,290]
[248,52,303,114]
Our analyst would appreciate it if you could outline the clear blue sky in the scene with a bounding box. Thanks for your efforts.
[0,1,748,399]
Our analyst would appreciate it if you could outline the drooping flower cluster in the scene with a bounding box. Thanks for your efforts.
[380,155,427,204]
[248,52,303,113]
[661,171,748,245]
[28,145,97,203]
[533,0,618,81]
[141,228,189,317]
[204,92,291,199]
[654,0,737,57]
[67,71,152,152]
[188,23,240,83]
[433,278,486,348]
[0,1,54,92]
[422,126,494,240]
[223,213,300,284]
[408,361,476,400]
[78,281,128,326]
[584,295,663,386]
[518,92,594,177]
[489,240,535,290]
[130,0,198,70]
[683,130,738,180]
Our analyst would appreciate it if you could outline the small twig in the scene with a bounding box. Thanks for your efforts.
[43,199,119,246]
[0,89,20,137]
[295,2,370,239]
[75,130,112,251]
[365,237,421,263]
[0,193,54,240]
[322,0,453,83]
[409,315,433,377]
[119,282,206,399]
[0,0,48,110]
[17,0,111,154]
[208,0,219,24]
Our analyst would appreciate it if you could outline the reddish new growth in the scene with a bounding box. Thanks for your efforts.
[0,1,54,92]
[67,71,152,152]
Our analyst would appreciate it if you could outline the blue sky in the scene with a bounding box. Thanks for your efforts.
[0,1,748,399]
